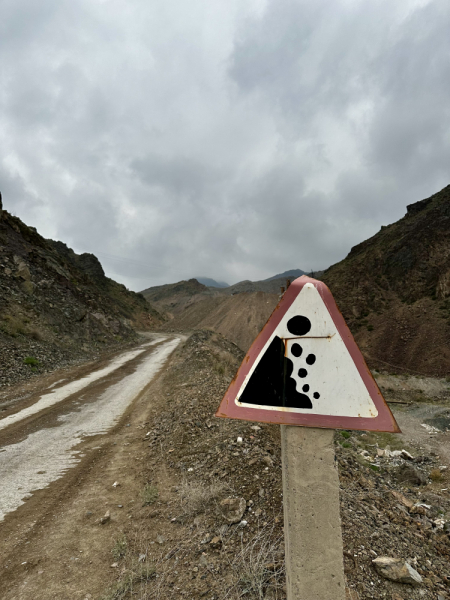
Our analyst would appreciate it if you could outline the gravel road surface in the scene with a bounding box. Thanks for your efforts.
[0,335,181,521]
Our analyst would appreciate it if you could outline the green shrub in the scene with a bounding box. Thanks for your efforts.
[340,442,352,448]
[24,356,40,367]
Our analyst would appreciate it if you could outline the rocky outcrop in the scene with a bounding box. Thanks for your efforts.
[49,240,106,281]
[0,195,165,386]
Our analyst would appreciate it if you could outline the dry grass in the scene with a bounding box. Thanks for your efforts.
[221,525,285,600]
[100,562,156,600]
[178,478,226,516]
[0,314,26,337]
[108,521,285,600]
[430,468,443,481]
[0,313,45,341]
[28,327,45,341]
[210,347,238,377]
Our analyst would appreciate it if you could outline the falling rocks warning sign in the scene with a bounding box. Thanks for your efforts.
[215,276,400,432]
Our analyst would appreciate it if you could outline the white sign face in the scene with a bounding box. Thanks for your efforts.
[236,283,378,418]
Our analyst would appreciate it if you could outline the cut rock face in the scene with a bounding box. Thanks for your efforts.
[219,497,246,524]
[372,557,422,585]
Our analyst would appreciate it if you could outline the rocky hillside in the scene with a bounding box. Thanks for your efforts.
[148,186,450,377]
[0,198,164,386]
[322,184,450,376]
[140,278,215,319]
[139,271,311,333]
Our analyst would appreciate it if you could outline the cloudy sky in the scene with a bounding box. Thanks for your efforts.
[1,0,449,290]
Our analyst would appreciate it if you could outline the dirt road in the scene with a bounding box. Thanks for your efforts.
[0,333,182,599]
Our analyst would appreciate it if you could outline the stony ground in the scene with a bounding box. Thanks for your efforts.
[2,330,450,600]
[95,331,450,600]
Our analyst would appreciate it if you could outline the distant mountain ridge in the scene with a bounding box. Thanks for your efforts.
[263,268,306,281]
[140,267,313,301]
[196,277,229,288]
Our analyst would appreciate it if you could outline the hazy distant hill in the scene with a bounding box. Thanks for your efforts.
[263,268,306,281]
[139,278,214,318]
[218,272,310,295]
[196,277,229,288]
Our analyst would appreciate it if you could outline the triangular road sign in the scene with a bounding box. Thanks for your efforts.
[216,276,400,432]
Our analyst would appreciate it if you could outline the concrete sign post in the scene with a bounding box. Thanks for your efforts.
[281,426,345,600]
[216,276,400,600]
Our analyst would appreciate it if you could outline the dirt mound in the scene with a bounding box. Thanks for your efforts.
[164,291,279,352]
[0,202,164,387]
[141,278,209,304]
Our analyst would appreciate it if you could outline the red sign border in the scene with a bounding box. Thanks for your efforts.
[215,276,400,432]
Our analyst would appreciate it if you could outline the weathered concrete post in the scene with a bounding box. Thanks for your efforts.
[281,425,346,600]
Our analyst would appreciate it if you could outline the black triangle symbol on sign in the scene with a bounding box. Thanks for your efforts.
[239,335,313,409]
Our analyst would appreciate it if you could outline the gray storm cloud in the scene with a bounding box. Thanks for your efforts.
[1,0,449,290]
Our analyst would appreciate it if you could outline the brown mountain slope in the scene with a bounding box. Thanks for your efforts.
[154,185,450,376]
[140,278,215,319]
[0,201,164,386]
[163,291,279,352]
[321,184,450,376]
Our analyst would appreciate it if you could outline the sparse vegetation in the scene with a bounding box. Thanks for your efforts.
[430,468,443,481]
[0,314,26,337]
[23,356,40,367]
[211,347,237,377]
[111,535,128,561]
[361,431,409,453]
[225,527,285,600]
[141,484,159,506]
[100,563,156,600]
[179,478,225,515]
[28,327,44,341]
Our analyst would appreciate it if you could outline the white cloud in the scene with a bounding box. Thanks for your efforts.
[1,0,449,290]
